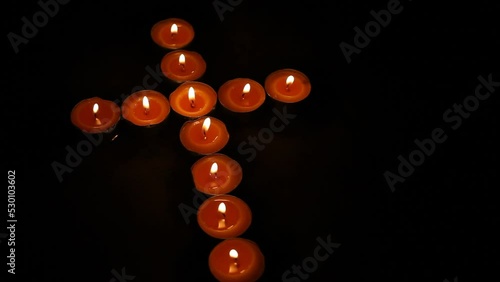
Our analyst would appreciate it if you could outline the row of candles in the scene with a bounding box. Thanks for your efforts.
[70,18,311,281]
[70,69,310,135]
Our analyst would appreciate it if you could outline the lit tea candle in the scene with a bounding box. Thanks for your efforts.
[160,50,206,83]
[264,68,311,103]
[179,116,229,155]
[191,153,242,195]
[197,195,252,239]
[151,18,194,49]
[71,97,121,134]
[169,81,217,118]
[218,78,266,113]
[209,238,265,282]
[121,90,171,126]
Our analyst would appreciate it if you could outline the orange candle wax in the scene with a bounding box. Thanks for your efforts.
[121,90,170,126]
[71,97,121,134]
[265,68,311,103]
[191,154,242,195]
[169,81,217,118]
[161,50,206,83]
[209,238,265,282]
[179,116,229,155]
[151,18,194,50]
[197,195,251,239]
[218,78,266,113]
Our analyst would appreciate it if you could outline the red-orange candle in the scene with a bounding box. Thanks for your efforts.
[179,116,229,155]
[161,50,206,83]
[191,154,242,195]
[71,97,121,134]
[218,78,266,113]
[197,195,251,239]
[209,238,265,282]
[169,81,217,118]
[151,18,194,49]
[265,68,311,103]
[121,90,170,126]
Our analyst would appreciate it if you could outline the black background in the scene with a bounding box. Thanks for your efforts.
[3,0,500,281]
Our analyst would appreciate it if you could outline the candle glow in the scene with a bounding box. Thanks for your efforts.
[188,86,195,108]
[218,202,226,214]
[242,83,250,98]
[218,202,226,229]
[142,96,150,114]
[202,117,211,138]
[210,162,218,176]
[170,23,178,35]
[93,103,99,115]
[286,75,294,90]
[228,249,239,273]
[92,103,101,125]
[229,249,238,259]
[179,53,186,70]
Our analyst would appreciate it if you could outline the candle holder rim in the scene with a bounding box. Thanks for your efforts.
[71,97,121,133]
[150,17,195,49]
[217,78,266,113]
[121,90,171,126]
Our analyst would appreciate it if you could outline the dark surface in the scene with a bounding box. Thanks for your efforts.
[3,0,500,281]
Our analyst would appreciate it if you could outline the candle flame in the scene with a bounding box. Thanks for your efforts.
[229,249,238,259]
[179,53,186,65]
[286,75,295,86]
[243,83,251,94]
[218,202,226,214]
[93,103,99,114]
[202,117,211,136]
[210,162,218,175]
[142,96,150,111]
[188,86,195,107]
[171,23,178,35]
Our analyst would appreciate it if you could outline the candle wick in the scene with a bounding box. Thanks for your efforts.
[144,108,149,115]
[241,92,245,100]
[190,100,195,108]
[203,130,207,140]
[286,84,290,91]
[180,63,185,72]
